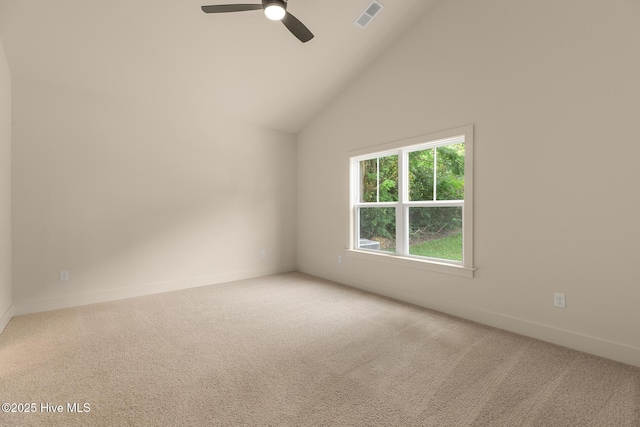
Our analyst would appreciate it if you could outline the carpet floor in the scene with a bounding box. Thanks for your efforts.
[0,272,639,426]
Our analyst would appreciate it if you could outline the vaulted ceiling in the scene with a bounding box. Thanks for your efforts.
[0,0,436,133]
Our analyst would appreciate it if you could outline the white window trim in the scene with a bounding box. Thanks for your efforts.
[347,125,475,278]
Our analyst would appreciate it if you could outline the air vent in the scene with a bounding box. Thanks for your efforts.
[355,1,384,28]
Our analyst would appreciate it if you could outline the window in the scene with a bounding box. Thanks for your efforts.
[349,126,473,276]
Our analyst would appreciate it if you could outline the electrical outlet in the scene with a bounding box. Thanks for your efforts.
[260,250,266,258]
[60,270,70,281]
[554,293,566,308]
[338,255,342,264]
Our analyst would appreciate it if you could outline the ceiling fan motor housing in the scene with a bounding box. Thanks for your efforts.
[263,0,287,12]
[263,0,287,20]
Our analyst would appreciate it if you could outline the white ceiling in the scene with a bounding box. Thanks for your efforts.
[0,0,436,133]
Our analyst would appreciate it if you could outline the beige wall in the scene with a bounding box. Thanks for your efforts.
[0,35,11,331]
[12,76,297,314]
[297,0,640,366]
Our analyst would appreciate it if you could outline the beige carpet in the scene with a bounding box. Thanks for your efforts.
[0,272,639,426]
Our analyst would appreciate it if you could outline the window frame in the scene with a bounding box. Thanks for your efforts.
[348,125,474,278]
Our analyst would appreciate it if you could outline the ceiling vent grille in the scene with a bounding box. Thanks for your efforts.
[355,1,384,28]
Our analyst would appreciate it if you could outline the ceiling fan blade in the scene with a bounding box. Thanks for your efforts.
[201,4,262,13]
[281,12,314,43]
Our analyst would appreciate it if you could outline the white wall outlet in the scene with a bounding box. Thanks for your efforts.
[338,255,342,264]
[60,270,70,281]
[260,250,266,258]
[554,293,566,308]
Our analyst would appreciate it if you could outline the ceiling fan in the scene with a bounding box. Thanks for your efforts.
[201,0,314,43]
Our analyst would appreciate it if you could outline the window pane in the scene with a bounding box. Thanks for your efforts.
[360,155,398,203]
[360,158,378,203]
[409,149,434,201]
[358,207,396,252]
[408,206,462,261]
[435,144,465,201]
[379,155,398,202]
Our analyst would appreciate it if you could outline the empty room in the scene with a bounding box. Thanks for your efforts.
[1,0,639,425]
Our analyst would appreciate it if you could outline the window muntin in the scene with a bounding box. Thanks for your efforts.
[351,131,472,270]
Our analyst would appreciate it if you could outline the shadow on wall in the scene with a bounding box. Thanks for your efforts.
[11,77,296,309]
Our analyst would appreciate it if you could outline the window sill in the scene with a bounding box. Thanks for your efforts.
[346,249,475,278]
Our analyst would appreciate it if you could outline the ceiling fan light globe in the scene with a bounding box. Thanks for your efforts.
[264,4,286,20]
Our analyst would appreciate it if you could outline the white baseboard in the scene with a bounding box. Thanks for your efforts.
[298,264,640,368]
[0,304,14,334]
[14,265,296,316]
